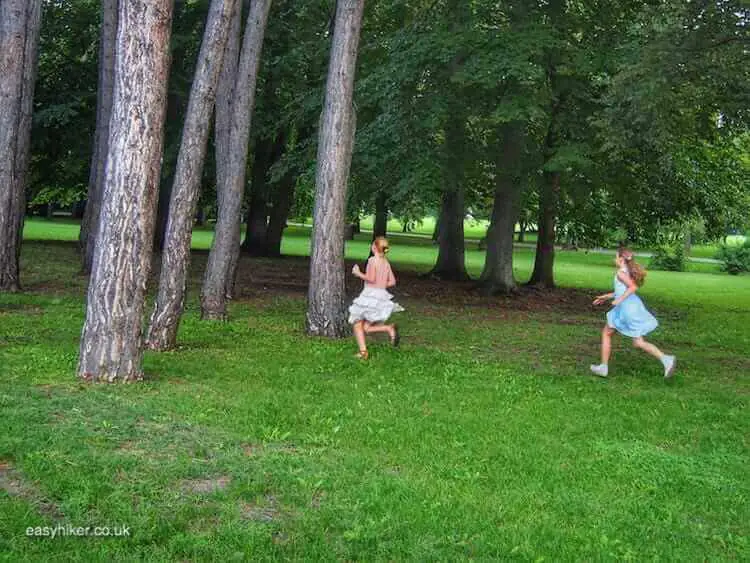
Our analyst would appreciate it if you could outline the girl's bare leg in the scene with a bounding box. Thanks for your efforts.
[363,322,395,339]
[601,325,615,365]
[633,337,664,360]
[353,321,367,354]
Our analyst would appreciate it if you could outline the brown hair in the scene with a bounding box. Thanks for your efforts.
[373,236,390,255]
[618,248,646,286]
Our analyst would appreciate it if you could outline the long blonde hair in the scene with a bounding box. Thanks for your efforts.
[619,248,646,286]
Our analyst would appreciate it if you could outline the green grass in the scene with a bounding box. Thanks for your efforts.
[690,236,747,260]
[1,223,748,561]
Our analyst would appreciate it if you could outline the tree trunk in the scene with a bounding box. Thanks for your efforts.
[77,0,173,382]
[201,0,272,320]
[527,171,560,288]
[153,168,173,250]
[265,169,295,257]
[0,0,42,292]
[146,0,238,351]
[517,220,526,242]
[428,110,469,281]
[79,0,118,274]
[241,138,273,255]
[305,0,365,338]
[373,191,387,238]
[479,124,523,295]
[72,201,86,220]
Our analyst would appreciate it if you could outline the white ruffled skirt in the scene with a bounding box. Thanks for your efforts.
[348,287,404,324]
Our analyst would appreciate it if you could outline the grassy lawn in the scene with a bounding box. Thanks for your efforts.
[1,221,748,560]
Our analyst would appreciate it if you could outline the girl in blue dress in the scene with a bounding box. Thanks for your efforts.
[591,248,676,379]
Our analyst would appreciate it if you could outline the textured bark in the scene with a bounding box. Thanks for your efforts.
[0,0,42,292]
[428,109,469,281]
[80,0,118,274]
[373,191,387,238]
[265,170,295,257]
[306,0,365,338]
[528,170,560,288]
[201,0,272,320]
[77,0,173,382]
[146,0,238,351]
[479,124,523,295]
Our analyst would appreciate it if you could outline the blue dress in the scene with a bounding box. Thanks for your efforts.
[606,269,658,338]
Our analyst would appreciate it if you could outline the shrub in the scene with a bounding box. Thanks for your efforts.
[649,242,686,272]
[717,239,750,275]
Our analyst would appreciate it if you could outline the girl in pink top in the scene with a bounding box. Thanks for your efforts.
[349,237,404,360]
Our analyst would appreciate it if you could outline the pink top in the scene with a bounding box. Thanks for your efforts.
[363,256,396,289]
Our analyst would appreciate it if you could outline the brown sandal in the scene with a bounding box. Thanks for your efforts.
[355,350,369,360]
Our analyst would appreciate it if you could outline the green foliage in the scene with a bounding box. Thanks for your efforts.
[717,238,750,275]
[650,243,686,272]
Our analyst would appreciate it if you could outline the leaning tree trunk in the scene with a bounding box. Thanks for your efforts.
[201,0,272,320]
[77,0,173,382]
[146,0,238,351]
[479,123,523,295]
[0,0,42,292]
[80,0,118,274]
[527,170,560,288]
[306,0,365,338]
[373,191,388,239]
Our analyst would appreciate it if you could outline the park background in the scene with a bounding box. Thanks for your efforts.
[1,0,749,560]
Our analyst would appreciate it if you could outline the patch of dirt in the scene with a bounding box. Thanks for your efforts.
[189,514,222,534]
[0,304,44,316]
[115,441,149,457]
[240,494,293,523]
[180,476,231,495]
[24,242,611,321]
[0,460,64,519]
[310,490,325,509]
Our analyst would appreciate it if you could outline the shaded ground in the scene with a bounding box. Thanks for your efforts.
[173,249,597,316]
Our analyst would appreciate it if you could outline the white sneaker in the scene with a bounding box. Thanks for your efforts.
[590,364,608,377]
[662,355,676,379]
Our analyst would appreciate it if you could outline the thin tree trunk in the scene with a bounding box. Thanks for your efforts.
[0,0,42,292]
[373,191,387,238]
[306,0,365,338]
[428,110,469,281]
[80,0,118,274]
[527,171,560,288]
[72,201,86,220]
[77,0,174,382]
[146,0,238,351]
[153,167,173,250]
[265,169,295,257]
[201,0,272,320]
[242,138,273,255]
[517,219,526,242]
[479,124,523,295]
